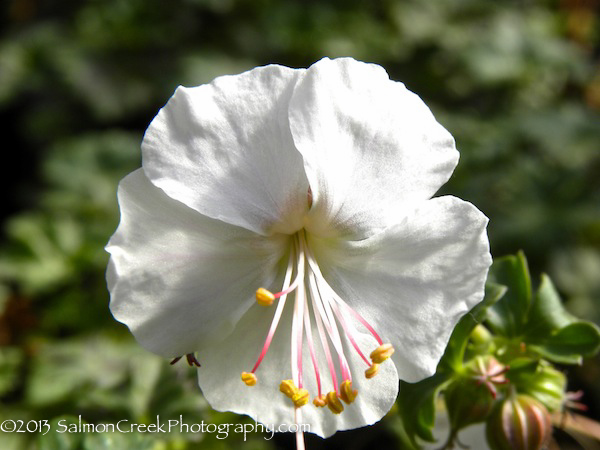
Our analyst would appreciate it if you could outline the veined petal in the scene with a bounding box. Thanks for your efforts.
[197,302,399,438]
[106,169,288,357]
[289,57,459,238]
[142,65,309,236]
[310,196,492,382]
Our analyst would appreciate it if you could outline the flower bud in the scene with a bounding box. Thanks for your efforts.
[512,362,565,412]
[444,356,508,432]
[486,393,552,450]
[444,376,497,432]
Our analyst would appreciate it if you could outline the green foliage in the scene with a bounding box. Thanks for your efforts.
[396,254,600,449]
[486,252,532,337]
[397,373,452,446]
[440,283,506,373]
[488,253,600,364]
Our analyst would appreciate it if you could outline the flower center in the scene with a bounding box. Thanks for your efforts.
[240,230,394,414]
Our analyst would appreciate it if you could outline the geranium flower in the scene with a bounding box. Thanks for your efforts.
[106,57,491,438]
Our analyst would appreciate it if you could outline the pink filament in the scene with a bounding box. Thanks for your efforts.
[331,301,371,368]
[303,294,322,396]
[310,280,338,392]
[331,293,384,346]
[250,250,295,374]
[308,271,351,385]
[294,280,305,388]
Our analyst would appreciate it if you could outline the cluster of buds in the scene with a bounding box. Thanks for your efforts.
[442,356,564,450]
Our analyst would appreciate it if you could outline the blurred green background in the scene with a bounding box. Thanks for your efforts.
[0,0,598,448]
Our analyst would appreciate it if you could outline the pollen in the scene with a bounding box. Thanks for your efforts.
[326,391,344,414]
[241,372,257,386]
[370,343,395,364]
[256,288,275,306]
[292,388,310,407]
[279,379,298,398]
[365,363,379,379]
[339,380,358,404]
[313,394,328,407]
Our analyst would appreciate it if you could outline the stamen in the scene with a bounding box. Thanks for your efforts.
[370,343,395,364]
[365,364,379,379]
[303,289,323,397]
[256,288,275,306]
[315,282,352,382]
[241,372,257,386]
[290,240,306,388]
[331,301,371,368]
[243,231,395,418]
[292,389,310,407]
[329,291,384,346]
[280,380,309,408]
[313,394,328,407]
[308,271,351,384]
[308,275,339,393]
[247,248,296,376]
[303,237,384,347]
[272,249,305,298]
[326,391,344,414]
[338,380,358,404]
[303,267,350,378]
[280,379,298,398]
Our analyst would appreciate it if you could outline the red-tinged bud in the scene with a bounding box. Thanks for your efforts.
[445,376,497,432]
[443,357,509,444]
[468,356,509,399]
[486,393,552,450]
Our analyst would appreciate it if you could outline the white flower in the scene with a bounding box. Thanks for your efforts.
[106,57,492,438]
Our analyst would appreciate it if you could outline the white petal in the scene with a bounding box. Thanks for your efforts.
[309,196,492,382]
[142,65,309,236]
[289,57,459,238]
[106,169,288,357]
[197,301,399,438]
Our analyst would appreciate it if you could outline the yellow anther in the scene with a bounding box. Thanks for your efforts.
[241,372,257,386]
[279,379,298,398]
[256,288,275,306]
[365,363,380,379]
[338,380,358,404]
[326,391,344,414]
[292,389,310,407]
[313,394,328,407]
[370,343,395,364]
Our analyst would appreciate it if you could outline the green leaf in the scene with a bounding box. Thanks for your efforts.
[485,251,532,337]
[396,373,452,445]
[530,322,600,364]
[525,274,578,340]
[440,282,506,372]
[387,415,424,450]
